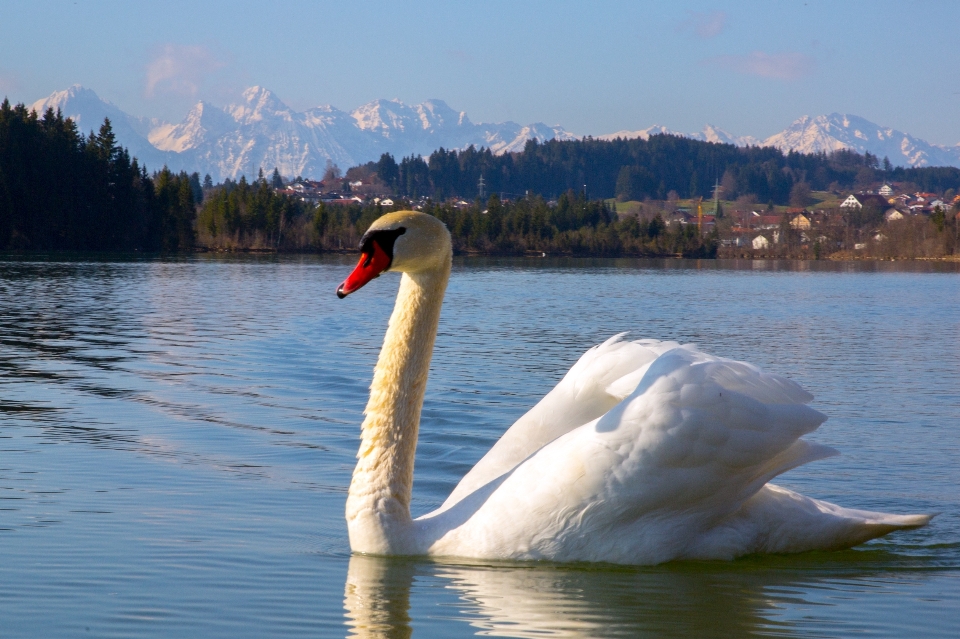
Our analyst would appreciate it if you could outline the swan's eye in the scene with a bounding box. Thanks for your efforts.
[358,227,406,265]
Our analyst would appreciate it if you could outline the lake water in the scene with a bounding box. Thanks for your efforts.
[1,254,958,638]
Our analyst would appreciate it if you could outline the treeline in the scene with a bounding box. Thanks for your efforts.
[311,192,714,257]
[368,136,960,205]
[196,180,714,257]
[196,175,310,250]
[0,100,200,251]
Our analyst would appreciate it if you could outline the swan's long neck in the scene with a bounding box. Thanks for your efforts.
[346,261,450,554]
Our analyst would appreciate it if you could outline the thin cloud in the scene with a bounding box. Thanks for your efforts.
[446,49,471,62]
[144,43,226,98]
[677,11,727,39]
[704,51,815,80]
[0,69,20,94]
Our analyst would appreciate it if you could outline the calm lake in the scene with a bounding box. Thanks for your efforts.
[1,254,958,638]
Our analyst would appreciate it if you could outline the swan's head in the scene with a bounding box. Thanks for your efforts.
[337,211,452,298]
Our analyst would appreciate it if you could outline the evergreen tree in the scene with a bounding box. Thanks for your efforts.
[0,106,166,250]
[189,172,203,203]
[376,153,400,191]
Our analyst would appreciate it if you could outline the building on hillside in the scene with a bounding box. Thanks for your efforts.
[666,210,693,226]
[879,184,894,197]
[790,214,811,230]
[842,193,888,210]
[840,194,862,209]
[322,197,361,205]
[754,214,782,230]
[884,208,904,222]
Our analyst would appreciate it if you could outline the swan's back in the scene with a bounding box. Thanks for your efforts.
[420,339,930,564]
[441,335,679,508]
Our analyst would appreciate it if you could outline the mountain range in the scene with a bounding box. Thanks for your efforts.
[29,86,574,182]
[599,116,960,169]
[26,85,960,181]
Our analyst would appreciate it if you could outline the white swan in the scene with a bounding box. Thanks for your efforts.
[337,210,931,565]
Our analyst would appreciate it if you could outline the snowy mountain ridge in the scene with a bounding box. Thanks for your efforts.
[598,124,760,147]
[26,85,960,180]
[761,113,960,168]
[29,85,575,181]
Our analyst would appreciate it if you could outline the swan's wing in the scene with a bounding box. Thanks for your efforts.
[425,347,841,563]
[440,335,681,509]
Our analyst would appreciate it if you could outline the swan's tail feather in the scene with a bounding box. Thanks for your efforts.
[822,512,934,550]
[860,513,933,531]
[728,485,932,555]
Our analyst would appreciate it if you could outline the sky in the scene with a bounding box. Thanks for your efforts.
[2,0,959,145]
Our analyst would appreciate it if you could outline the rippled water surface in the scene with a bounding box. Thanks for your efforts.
[1,255,958,638]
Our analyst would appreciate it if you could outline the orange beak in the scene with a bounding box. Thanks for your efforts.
[337,240,392,298]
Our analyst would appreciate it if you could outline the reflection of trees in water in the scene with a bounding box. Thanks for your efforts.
[345,552,943,638]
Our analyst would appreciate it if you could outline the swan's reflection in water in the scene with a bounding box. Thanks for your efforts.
[345,551,950,638]
[344,553,848,638]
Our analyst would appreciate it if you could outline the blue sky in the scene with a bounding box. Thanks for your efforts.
[2,0,958,144]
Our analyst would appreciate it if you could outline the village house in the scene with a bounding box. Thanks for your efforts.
[753,214,782,230]
[840,193,888,210]
[840,194,862,209]
[789,213,811,230]
[752,235,770,250]
[666,209,693,226]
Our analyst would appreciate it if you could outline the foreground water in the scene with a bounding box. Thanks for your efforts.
[0,254,958,638]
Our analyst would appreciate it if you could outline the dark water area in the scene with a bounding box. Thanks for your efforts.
[1,254,958,637]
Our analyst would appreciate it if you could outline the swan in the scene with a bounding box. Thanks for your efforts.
[336,210,931,565]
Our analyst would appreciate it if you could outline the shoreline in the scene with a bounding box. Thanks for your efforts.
[3,247,960,263]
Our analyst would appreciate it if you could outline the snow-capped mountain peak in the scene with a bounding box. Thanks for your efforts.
[227,86,293,124]
[149,100,236,153]
[29,85,174,170]
[597,124,757,147]
[699,124,759,146]
[351,99,415,135]
[597,125,678,141]
[760,113,960,167]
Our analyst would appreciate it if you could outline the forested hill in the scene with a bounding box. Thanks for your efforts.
[0,100,198,251]
[372,135,960,204]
